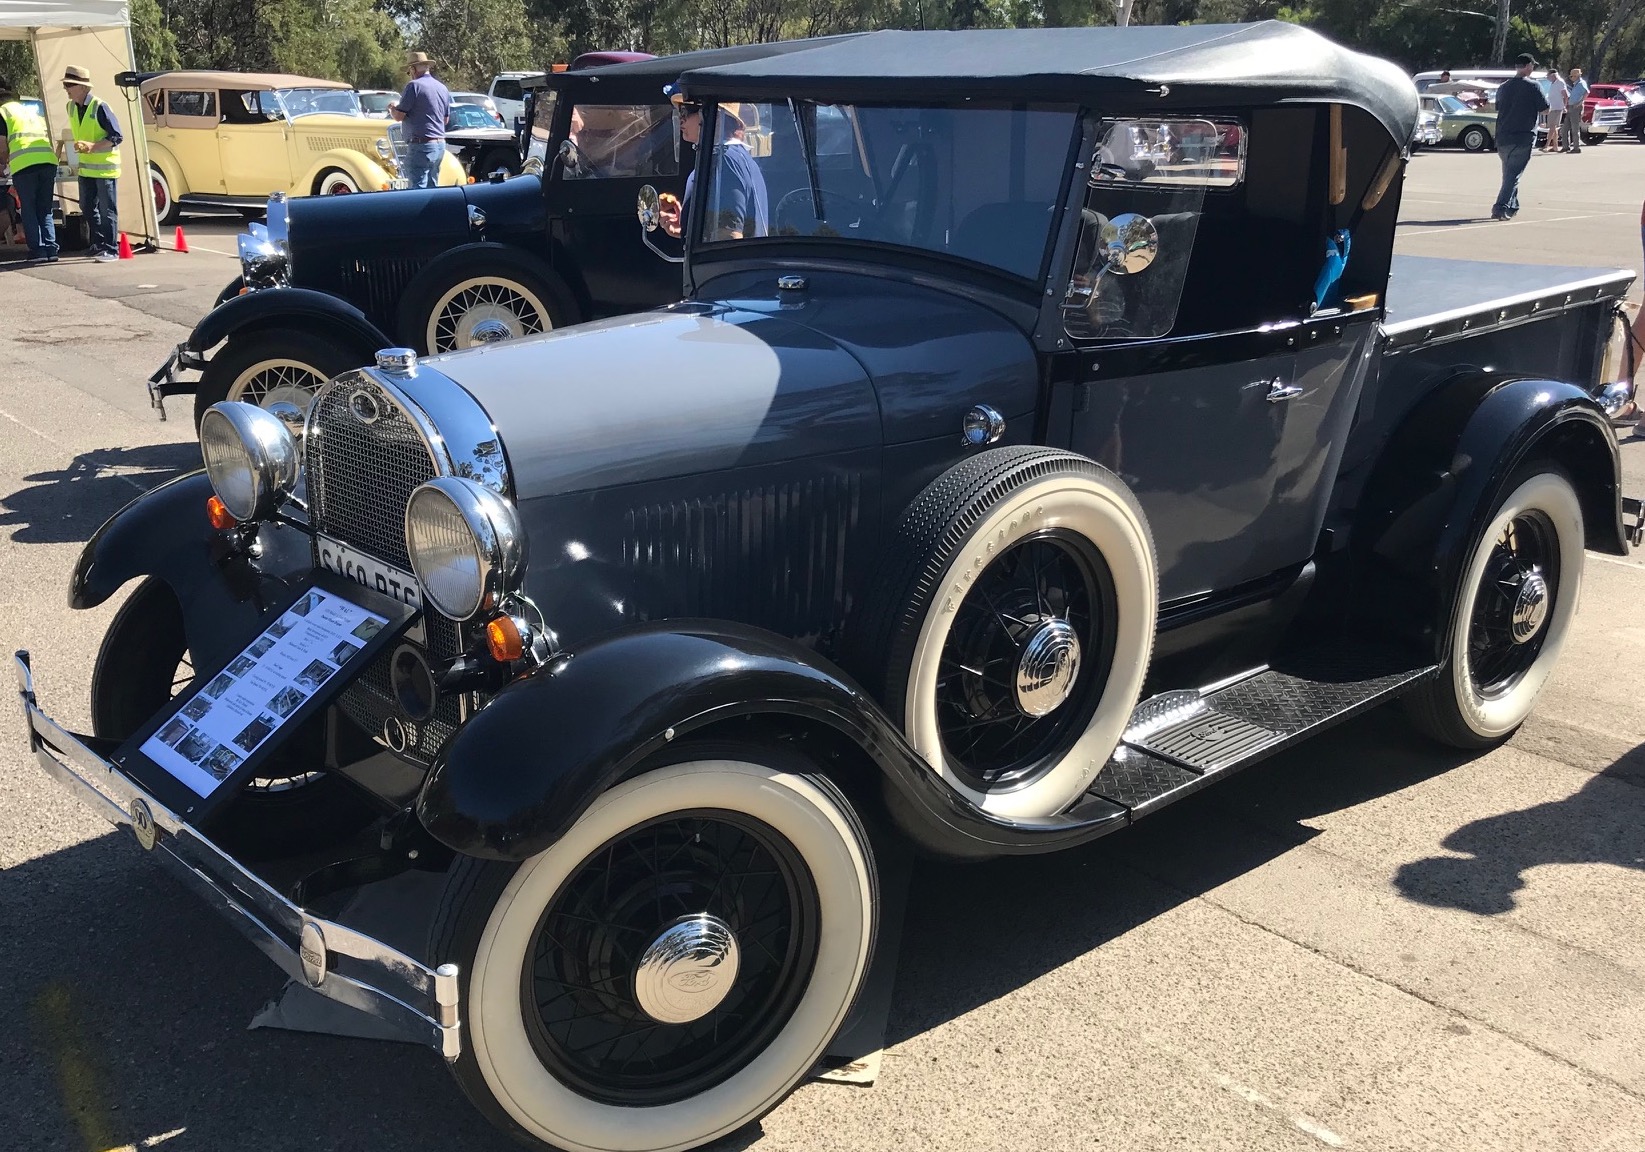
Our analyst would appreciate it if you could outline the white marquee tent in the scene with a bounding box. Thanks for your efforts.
[0,0,160,248]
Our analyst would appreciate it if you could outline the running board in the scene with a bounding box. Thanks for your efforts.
[1086,647,1439,818]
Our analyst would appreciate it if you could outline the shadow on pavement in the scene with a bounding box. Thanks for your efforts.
[0,707,1541,1150]
[0,443,199,544]
[1393,747,1645,915]
[1398,217,1491,227]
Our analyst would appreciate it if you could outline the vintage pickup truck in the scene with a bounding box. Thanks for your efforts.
[18,22,1641,1152]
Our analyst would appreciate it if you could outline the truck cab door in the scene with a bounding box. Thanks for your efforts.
[548,102,689,316]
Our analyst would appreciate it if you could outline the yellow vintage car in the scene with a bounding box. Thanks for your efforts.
[140,71,466,224]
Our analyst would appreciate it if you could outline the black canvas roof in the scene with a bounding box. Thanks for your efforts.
[677,23,1417,144]
[535,36,866,90]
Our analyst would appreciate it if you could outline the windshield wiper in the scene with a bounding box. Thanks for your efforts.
[789,98,825,222]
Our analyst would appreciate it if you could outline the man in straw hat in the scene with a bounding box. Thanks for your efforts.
[63,64,123,261]
[0,74,59,263]
[389,51,451,190]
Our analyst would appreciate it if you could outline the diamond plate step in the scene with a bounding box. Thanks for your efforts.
[1086,645,1437,817]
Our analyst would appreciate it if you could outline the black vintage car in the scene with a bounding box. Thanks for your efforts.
[20,23,1641,1152]
[146,42,849,426]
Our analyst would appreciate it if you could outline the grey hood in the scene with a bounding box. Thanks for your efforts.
[423,304,879,501]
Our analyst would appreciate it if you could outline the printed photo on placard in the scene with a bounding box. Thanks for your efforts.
[137,584,392,799]
[267,685,307,718]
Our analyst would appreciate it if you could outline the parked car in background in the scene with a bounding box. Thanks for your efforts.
[488,71,545,125]
[31,25,1637,1152]
[444,101,521,179]
[1578,87,1628,143]
[146,45,795,424]
[141,71,466,225]
[1418,92,1497,150]
[359,88,396,118]
[451,91,506,126]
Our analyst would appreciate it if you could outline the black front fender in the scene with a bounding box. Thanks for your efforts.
[1356,370,1623,657]
[416,621,1129,863]
[188,288,392,357]
[72,472,313,671]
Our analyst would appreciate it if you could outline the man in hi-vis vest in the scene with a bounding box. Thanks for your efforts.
[64,65,122,262]
[0,75,59,263]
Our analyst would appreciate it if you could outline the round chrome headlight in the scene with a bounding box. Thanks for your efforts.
[375,137,393,161]
[405,477,525,621]
[199,402,299,521]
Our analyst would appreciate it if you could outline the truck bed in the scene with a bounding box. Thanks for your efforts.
[1382,254,1633,351]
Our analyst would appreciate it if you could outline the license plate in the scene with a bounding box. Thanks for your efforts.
[316,536,421,611]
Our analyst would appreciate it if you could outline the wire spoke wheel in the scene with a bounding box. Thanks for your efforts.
[1464,510,1559,699]
[936,529,1116,793]
[227,358,327,410]
[521,809,820,1107]
[428,277,550,353]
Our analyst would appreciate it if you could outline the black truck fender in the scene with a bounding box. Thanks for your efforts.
[1354,370,1623,659]
[415,621,1131,863]
[71,471,314,673]
[187,287,393,359]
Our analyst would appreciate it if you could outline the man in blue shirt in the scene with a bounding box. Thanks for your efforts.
[1492,53,1547,220]
[389,51,451,190]
[658,98,768,241]
[1565,67,1590,153]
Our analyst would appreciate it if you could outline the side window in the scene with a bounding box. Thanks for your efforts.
[166,89,218,121]
[525,89,556,167]
[221,90,275,125]
[493,79,523,104]
[1062,117,1242,342]
[564,104,678,180]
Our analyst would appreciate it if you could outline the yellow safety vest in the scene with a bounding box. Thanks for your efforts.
[1,100,56,173]
[69,96,119,179]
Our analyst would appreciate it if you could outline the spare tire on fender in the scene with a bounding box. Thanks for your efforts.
[854,446,1157,819]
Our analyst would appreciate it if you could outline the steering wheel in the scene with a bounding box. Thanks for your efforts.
[774,187,868,237]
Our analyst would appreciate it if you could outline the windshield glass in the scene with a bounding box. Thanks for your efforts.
[695,100,1079,281]
[360,91,394,116]
[449,103,501,130]
[1437,95,1470,114]
[277,87,362,119]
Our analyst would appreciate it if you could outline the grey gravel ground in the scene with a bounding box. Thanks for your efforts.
[4,143,1645,1152]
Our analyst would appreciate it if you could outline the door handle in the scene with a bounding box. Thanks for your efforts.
[1266,380,1304,403]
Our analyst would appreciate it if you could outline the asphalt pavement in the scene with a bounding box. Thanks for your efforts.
[5,147,1645,1152]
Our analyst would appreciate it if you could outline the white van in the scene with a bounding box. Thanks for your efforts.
[488,72,545,128]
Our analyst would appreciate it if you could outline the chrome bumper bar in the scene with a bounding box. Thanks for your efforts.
[14,651,461,1060]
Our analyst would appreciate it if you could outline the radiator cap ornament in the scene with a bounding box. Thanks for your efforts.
[375,347,418,375]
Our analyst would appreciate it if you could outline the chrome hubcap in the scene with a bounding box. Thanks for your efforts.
[1014,617,1082,717]
[632,914,740,1025]
[469,317,514,344]
[1511,569,1549,643]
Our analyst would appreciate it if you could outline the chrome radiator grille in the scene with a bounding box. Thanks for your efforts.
[308,375,466,764]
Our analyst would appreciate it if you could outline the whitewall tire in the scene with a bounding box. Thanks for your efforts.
[1406,467,1585,748]
[859,447,1157,819]
[434,752,876,1152]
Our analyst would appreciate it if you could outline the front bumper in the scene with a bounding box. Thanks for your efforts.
[14,651,461,1060]
[146,342,205,420]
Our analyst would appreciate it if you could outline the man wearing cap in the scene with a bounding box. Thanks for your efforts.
[0,75,59,263]
[64,65,123,261]
[658,96,767,242]
[1491,52,1547,221]
[389,51,451,191]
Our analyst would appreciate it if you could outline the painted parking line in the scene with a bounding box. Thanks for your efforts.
[1400,210,1631,237]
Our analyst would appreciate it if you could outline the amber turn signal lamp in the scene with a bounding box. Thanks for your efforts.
[485,614,524,663]
[206,495,238,530]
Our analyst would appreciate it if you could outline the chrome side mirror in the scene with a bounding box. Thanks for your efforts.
[637,184,661,232]
[1102,212,1159,275]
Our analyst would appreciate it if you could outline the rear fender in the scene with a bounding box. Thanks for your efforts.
[1355,370,1623,658]
[71,472,314,672]
[188,287,392,356]
[416,621,1130,863]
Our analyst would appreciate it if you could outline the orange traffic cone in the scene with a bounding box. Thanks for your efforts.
[116,232,133,260]
[174,225,189,254]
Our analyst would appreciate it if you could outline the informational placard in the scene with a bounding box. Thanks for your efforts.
[135,585,395,799]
